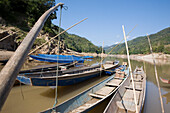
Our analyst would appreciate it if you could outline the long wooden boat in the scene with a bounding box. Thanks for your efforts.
[40,64,129,113]
[104,66,146,113]
[17,61,119,86]
[30,54,84,63]
[159,77,170,84]
[38,54,93,59]
[19,61,78,74]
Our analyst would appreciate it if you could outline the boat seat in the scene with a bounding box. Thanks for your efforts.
[105,79,122,87]
[114,77,125,80]
[89,93,105,99]
[95,86,115,96]
[125,86,142,91]
[116,100,136,112]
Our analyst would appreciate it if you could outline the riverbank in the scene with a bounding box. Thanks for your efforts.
[108,53,170,65]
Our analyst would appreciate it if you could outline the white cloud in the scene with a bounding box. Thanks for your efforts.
[115,42,119,44]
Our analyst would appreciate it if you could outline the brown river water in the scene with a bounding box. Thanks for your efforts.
[0,57,170,113]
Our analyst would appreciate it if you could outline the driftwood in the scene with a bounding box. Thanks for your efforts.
[0,3,64,110]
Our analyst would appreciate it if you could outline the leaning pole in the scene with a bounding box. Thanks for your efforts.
[0,3,64,110]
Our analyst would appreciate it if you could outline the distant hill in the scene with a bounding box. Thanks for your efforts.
[105,27,170,54]
[50,24,102,53]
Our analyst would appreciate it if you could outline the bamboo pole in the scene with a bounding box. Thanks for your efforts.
[54,5,63,109]
[147,34,164,113]
[0,30,20,42]
[28,18,88,55]
[122,25,138,113]
[0,3,64,110]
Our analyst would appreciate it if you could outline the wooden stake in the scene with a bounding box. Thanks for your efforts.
[0,3,64,110]
[122,25,138,113]
[147,34,164,113]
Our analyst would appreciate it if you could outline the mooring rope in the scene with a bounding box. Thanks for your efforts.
[53,5,63,109]
[147,34,164,113]
[122,25,138,113]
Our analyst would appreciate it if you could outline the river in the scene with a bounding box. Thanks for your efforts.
[0,57,170,113]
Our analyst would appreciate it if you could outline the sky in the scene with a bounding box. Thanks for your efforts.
[52,0,170,46]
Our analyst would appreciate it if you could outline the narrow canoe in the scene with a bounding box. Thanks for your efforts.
[19,61,78,74]
[17,61,119,86]
[160,77,170,84]
[29,55,84,63]
[104,66,146,113]
[40,64,129,113]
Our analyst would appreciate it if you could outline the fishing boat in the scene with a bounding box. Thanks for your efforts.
[104,66,146,113]
[40,63,129,113]
[17,61,119,86]
[29,54,84,63]
[38,54,93,59]
[82,55,93,59]
[19,61,78,74]
[159,77,170,84]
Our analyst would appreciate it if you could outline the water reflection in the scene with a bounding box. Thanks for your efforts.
[0,57,170,113]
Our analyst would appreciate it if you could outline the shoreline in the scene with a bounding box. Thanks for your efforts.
[0,50,170,65]
[83,53,170,65]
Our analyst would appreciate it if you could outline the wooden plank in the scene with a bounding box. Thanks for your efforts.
[95,86,115,96]
[125,86,142,91]
[105,79,122,87]
[69,98,99,113]
[89,93,105,99]
[129,82,142,89]
[123,90,140,104]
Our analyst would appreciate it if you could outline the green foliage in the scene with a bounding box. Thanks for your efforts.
[105,27,170,54]
[0,0,56,32]
[51,25,102,53]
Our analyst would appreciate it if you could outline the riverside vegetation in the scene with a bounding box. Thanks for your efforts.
[0,0,102,54]
[105,27,170,54]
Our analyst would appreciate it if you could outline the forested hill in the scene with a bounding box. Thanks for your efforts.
[105,27,170,54]
[0,0,102,53]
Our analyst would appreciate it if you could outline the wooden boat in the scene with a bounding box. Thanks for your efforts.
[104,66,146,113]
[38,54,93,59]
[82,55,93,59]
[30,54,84,63]
[17,61,119,86]
[40,64,129,113]
[159,77,170,84]
[19,61,78,74]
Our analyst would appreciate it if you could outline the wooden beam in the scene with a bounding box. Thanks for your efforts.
[0,3,64,110]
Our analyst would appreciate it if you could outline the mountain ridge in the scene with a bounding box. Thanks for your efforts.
[105,27,170,54]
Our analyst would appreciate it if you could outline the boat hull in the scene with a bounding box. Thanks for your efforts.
[30,71,101,86]
[41,66,129,113]
[30,55,84,63]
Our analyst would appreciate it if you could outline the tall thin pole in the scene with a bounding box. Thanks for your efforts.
[100,41,104,77]
[0,3,64,111]
[122,25,138,113]
[147,34,164,113]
